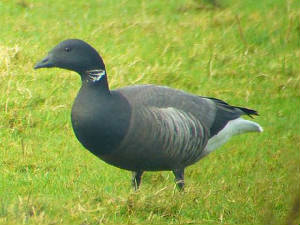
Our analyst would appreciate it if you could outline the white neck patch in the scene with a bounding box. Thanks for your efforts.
[86,69,106,82]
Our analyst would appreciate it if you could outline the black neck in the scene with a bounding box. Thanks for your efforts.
[80,70,110,95]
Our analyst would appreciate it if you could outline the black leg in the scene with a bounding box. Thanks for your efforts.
[131,170,143,190]
[173,169,185,191]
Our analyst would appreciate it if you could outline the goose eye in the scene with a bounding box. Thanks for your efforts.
[64,47,71,52]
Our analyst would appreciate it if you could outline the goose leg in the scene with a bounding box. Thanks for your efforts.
[173,169,185,190]
[131,170,143,190]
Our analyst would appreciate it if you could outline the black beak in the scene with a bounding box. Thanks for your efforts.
[34,55,54,69]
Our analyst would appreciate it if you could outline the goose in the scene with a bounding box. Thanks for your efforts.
[34,39,263,190]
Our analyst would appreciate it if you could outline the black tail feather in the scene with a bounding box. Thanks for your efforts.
[204,96,259,136]
[205,97,259,118]
[234,106,259,118]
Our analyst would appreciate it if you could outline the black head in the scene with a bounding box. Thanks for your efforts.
[34,39,106,75]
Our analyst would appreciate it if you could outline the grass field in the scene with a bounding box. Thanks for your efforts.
[0,0,300,224]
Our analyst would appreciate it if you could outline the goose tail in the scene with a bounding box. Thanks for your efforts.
[202,118,263,157]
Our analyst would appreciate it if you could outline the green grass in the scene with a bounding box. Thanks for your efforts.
[0,0,299,224]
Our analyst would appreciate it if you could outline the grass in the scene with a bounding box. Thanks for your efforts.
[0,0,299,224]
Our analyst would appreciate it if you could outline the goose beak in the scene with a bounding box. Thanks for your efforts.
[34,55,54,69]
